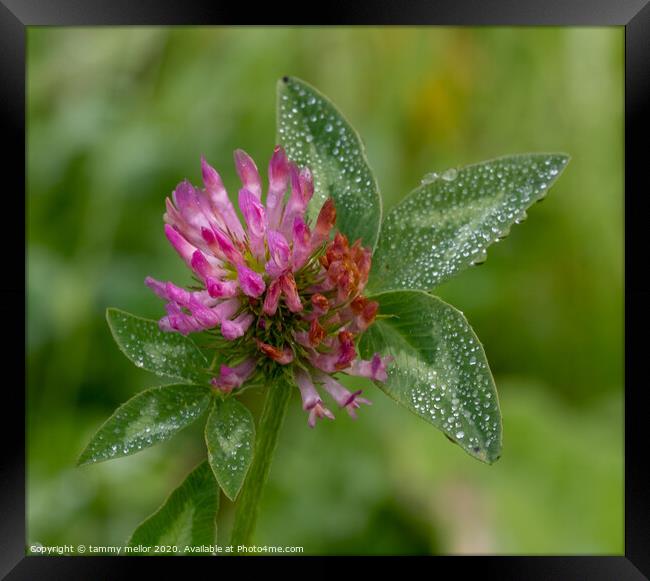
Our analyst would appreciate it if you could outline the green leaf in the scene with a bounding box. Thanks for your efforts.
[78,384,211,466]
[107,308,210,384]
[205,397,255,501]
[277,76,382,249]
[359,290,502,463]
[368,154,569,292]
[127,461,219,554]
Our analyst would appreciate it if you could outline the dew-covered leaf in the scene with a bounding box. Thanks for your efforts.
[359,290,502,463]
[205,397,255,501]
[277,76,382,249]
[78,384,211,466]
[368,154,569,292]
[127,461,219,554]
[107,308,210,384]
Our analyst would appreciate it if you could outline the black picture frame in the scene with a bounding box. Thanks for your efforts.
[6,1,649,577]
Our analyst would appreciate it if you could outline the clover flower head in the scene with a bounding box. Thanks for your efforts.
[146,146,391,426]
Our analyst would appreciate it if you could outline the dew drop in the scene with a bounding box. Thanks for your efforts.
[441,168,458,181]
[421,172,439,185]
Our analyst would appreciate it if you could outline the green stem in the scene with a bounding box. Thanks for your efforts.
[230,377,292,549]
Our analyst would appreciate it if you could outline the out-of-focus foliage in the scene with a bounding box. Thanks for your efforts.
[27,27,623,554]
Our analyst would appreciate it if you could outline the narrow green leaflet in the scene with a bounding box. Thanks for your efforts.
[277,76,382,249]
[359,290,502,463]
[368,154,569,292]
[78,385,211,465]
[107,308,209,384]
[205,398,255,501]
[127,461,219,554]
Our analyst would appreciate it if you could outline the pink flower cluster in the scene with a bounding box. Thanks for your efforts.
[146,146,391,427]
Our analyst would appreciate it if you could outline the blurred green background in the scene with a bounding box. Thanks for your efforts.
[27,27,623,555]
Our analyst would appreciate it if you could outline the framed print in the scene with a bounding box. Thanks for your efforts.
[6,0,650,577]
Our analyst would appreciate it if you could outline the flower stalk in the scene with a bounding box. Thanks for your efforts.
[230,377,292,549]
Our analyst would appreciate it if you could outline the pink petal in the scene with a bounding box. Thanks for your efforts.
[291,216,312,270]
[280,163,307,235]
[164,197,194,240]
[298,167,314,205]
[268,145,289,194]
[262,278,281,315]
[280,273,302,312]
[266,230,290,273]
[162,302,204,335]
[308,402,335,428]
[238,188,266,259]
[238,189,266,239]
[292,330,312,349]
[172,180,211,233]
[318,374,354,406]
[294,368,320,410]
[344,354,393,382]
[190,249,225,280]
[267,146,289,228]
[316,373,372,419]
[211,228,243,265]
[206,277,238,298]
[311,198,336,249]
[164,282,192,306]
[237,264,266,298]
[187,295,221,328]
[309,352,338,373]
[201,156,244,239]
[211,358,256,392]
[212,298,240,322]
[234,149,262,198]
[164,224,199,268]
[336,331,356,369]
[221,312,254,340]
[144,276,168,300]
